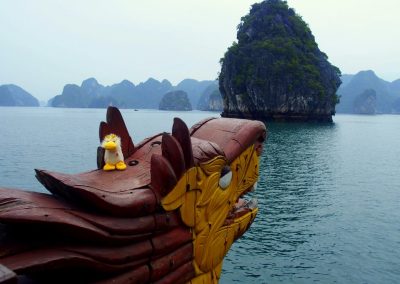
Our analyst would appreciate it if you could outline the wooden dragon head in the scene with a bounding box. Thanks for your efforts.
[0,107,266,283]
[158,117,265,282]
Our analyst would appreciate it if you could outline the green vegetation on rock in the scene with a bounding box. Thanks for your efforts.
[159,90,192,111]
[219,0,341,121]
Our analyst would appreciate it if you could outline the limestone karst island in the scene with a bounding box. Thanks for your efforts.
[1,0,400,122]
[219,0,341,122]
[1,0,400,283]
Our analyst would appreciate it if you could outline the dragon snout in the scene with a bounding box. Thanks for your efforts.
[255,133,266,156]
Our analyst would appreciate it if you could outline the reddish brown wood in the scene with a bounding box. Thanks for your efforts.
[1,247,148,275]
[65,240,153,264]
[190,117,266,163]
[97,146,106,169]
[0,234,35,260]
[0,108,268,283]
[95,264,150,284]
[189,117,215,131]
[100,106,135,158]
[191,137,225,164]
[151,154,177,200]
[172,118,194,169]
[35,135,164,217]
[36,169,157,217]
[153,261,195,284]
[99,121,111,141]
[0,188,175,244]
[150,243,193,281]
[151,227,192,256]
[154,212,181,231]
[161,133,185,179]
[0,230,191,281]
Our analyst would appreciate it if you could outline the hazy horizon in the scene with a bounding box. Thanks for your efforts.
[1,0,399,101]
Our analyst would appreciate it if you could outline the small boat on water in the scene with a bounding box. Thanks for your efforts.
[0,107,266,283]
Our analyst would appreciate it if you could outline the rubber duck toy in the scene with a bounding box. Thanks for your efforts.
[101,134,127,171]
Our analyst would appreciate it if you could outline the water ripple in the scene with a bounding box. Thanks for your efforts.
[0,109,399,283]
[222,116,400,284]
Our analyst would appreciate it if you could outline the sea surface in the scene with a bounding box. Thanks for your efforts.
[0,107,399,284]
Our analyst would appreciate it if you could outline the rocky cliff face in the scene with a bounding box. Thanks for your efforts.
[0,84,39,107]
[353,89,377,114]
[197,82,223,111]
[52,84,90,107]
[392,98,400,113]
[49,78,217,109]
[336,70,400,114]
[159,90,192,111]
[174,79,215,109]
[219,0,341,122]
[207,90,223,111]
[50,78,172,108]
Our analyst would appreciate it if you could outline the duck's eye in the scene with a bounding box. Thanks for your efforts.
[219,166,232,189]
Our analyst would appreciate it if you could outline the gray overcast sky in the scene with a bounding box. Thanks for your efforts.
[1,0,399,101]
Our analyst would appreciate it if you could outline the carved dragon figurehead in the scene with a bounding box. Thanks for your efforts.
[0,107,266,283]
[160,117,265,282]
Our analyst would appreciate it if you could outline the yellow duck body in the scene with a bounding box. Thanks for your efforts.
[101,134,127,171]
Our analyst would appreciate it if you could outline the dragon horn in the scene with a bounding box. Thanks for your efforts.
[161,133,185,180]
[172,118,194,170]
[151,119,191,201]
[97,121,110,169]
[151,154,177,201]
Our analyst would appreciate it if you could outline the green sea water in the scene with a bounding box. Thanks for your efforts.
[0,107,399,283]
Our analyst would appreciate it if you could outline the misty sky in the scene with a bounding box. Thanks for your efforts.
[1,0,399,101]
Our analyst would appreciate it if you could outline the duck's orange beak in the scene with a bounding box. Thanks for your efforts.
[104,141,117,151]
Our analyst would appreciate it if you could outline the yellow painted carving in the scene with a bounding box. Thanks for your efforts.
[161,145,260,283]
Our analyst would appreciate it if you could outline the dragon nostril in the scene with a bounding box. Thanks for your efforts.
[151,141,162,147]
[255,144,263,156]
[128,160,139,166]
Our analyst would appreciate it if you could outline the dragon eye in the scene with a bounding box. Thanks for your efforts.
[219,166,232,189]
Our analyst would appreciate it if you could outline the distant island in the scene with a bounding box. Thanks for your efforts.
[159,90,192,111]
[197,81,223,111]
[336,70,400,114]
[219,0,341,122]
[49,78,221,110]
[0,84,39,107]
[3,71,400,115]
